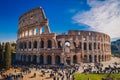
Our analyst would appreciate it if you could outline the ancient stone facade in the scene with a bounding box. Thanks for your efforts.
[16,7,111,65]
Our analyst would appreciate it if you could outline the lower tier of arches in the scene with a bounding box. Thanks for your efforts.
[16,53,111,65]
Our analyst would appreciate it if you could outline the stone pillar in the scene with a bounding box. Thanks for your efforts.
[52,40,55,49]
[52,53,55,65]
[92,42,94,51]
[44,54,47,64]
[77,53,80,64]
[31,40,33,50]
[39,27,42,34]
[34,28,36,35]
[37,55,40,64]
[87,54,89,62]
[70,55,73,65]
[92,55,94,63]
[44,39,47,49]
[60,53,64,64]
[37,40,40,49]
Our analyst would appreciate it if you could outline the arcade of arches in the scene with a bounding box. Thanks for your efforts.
[16,7,111,65]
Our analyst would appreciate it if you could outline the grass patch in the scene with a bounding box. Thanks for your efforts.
[74,73,120,80]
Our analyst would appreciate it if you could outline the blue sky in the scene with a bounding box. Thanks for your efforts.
[0,0,120,42]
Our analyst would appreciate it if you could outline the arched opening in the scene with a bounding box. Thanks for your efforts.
[28,41,31,49]
[34,41,37,48]
[78,42,81,49]
[19,42,23,49]
[84,55,87,63]
[73,55,77,64]
[102,55,104,61]
[28,55,31,63]
[42,27,45,33]
[94,55,97,63]
[89,55,92,62]
[73,42,76,48]
[58,41,62,48]
[105,55,107,61]
[84,43,87,50]
[40,55,44,64]
[47,40,52,48]
[65,41,70,47]
[89,43,92,50]
[55,55,60,65]
[33,55,37,64]
[47,55,52,64]
[24,42,27,49]
[98,43,100,50]
[94,43,96,49]
[41,40,44,48]
[36,27,39,35]
[66,57,70,65]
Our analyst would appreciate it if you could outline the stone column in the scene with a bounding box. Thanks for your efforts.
[33,28,36,35]
[87,54,89,62]
[31,55,33,62]
[37,55,40,64]
[37,40,40,50]
[92,55,94,63]
[77,53,80,64]
[39,27,42,34]
[60,53,64,64]
[52,39,55,49]
[44,54,47,64]
[70,54,73,65]
[52,53,55,65]
[31,40,33,50]
[44,39,47,49]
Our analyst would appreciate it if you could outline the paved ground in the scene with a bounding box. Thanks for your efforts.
[78,57,120,73]
[1,56,120,80]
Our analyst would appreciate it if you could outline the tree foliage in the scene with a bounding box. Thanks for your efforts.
[4,42,11,70]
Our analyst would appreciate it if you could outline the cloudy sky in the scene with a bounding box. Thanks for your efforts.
[0,0,120,42]
[73,0,120,39]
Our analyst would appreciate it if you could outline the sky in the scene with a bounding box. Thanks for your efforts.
[0,0,120,42]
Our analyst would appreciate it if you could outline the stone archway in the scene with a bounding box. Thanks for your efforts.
[102,55,104,61]
[94,55,97,63]
[73,55,77,64]
[47,40,52,48]
[47,55,52,64]
[28,55,31,63]
[33,55,37,64]
[55,55,60,65]
[89,55,92,62]
[66,57,70,65]
[40,55,44,64]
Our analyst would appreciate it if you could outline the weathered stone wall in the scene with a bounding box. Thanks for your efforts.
[16,7,111,65]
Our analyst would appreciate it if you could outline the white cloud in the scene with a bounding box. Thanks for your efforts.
[72,0,120,38]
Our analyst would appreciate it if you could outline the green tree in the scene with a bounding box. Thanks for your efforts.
[4,42,11,70]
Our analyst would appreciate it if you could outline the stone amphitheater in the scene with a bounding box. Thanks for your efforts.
[16,7,111,65]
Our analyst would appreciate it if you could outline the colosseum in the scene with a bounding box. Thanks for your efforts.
[16,7,111,65]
